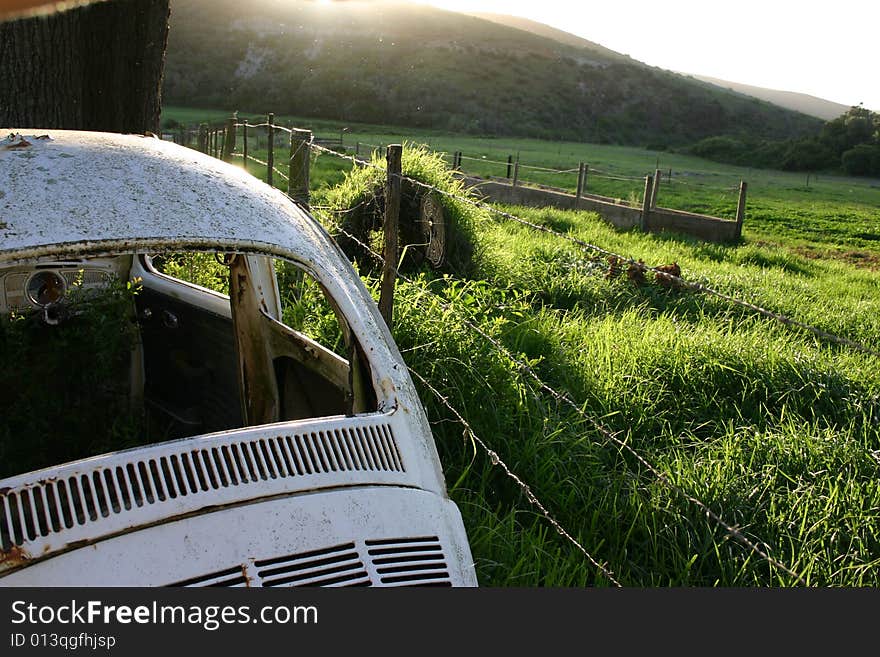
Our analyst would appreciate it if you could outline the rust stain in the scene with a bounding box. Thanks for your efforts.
[0,545,32,568]
[241,564,252,587]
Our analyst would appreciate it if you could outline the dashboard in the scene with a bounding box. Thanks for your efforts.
[0,259,123,316]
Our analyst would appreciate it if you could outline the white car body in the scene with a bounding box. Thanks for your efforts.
[0,130,477,587]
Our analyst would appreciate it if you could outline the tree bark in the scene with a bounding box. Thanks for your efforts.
[0,0,170,133]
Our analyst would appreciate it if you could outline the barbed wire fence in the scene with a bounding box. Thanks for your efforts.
[183,116,879,584]
[326,219,807,585]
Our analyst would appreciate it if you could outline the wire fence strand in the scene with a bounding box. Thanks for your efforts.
[323,220,807,585]
[408,368,623,587]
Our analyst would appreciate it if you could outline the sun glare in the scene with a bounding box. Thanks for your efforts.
[409,0,877,110]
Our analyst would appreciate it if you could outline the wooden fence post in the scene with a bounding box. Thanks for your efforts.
[641,175,654,231]
[735,181,747,240]
[582,164,589,193]
[507,155,513,179]
[512,153,520,187]
[575,162,585,207]
[242,119,249,172]
[288,128,312,209]
[651,168,662,208]
[266,113,275,187]
[379,144,402,327]
[222,114,236,162]
[355,141,361,158]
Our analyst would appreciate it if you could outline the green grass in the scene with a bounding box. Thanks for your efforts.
[163,104,880,262]
[165,112,880,585]
[383,206,880,586]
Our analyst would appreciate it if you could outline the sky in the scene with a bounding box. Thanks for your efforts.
[410,0,879,112]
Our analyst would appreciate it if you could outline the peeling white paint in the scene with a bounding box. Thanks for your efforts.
[0,128,447,500]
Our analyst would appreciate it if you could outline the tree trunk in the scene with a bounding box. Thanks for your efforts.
[0,0,170,133]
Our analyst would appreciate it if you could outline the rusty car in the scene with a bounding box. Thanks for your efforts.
[0,129,477,587]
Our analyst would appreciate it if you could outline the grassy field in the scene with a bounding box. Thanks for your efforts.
[162,108,880,585]
[164,105,880,262]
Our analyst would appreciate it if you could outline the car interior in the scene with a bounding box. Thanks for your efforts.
[0,251,379,480]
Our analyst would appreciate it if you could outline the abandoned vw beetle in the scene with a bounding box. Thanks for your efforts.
[0,130,477,587]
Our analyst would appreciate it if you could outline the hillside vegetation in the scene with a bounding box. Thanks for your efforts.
[469,12,853,122]
[163,0,822,147]
[687,75,851,121]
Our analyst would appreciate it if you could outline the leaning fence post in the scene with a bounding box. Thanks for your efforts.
[379,144,402,328]
[512,153,520,187]
[651,168,662,208]
[576,162,585,206]
[288,128,312,209]
[735,181,748,240]
[266,113,275,187]
[641,175,654,231]
[507,155,513,179]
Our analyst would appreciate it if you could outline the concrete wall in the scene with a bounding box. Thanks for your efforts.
[460,175,741,243]
[646,207,740,243]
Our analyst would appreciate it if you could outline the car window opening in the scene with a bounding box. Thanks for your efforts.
[0,252,378,480]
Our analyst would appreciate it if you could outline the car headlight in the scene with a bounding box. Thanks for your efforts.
[25,270,66,307]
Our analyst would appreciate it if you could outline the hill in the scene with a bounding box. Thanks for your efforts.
[163,0,823,146]
[470,10,851,122]
[685,74,851,121]
[463,11,634,64]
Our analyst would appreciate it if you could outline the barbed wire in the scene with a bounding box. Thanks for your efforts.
[391,175,880,360]
[320,219,627,583]
[322,217,622,585]
[457,153,580,175]
[207,135,870,583]
[231,152,291,182]
[322,220,806,585]
[209,125,747,186]
[307,141,879,359]
[408,368,623,587]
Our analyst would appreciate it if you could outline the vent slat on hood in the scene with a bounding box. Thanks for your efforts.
[167,536,453,588]
[0,415,413,565]
[366,537,452,587]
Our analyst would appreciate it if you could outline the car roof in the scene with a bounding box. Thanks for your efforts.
[0,129,334,266]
